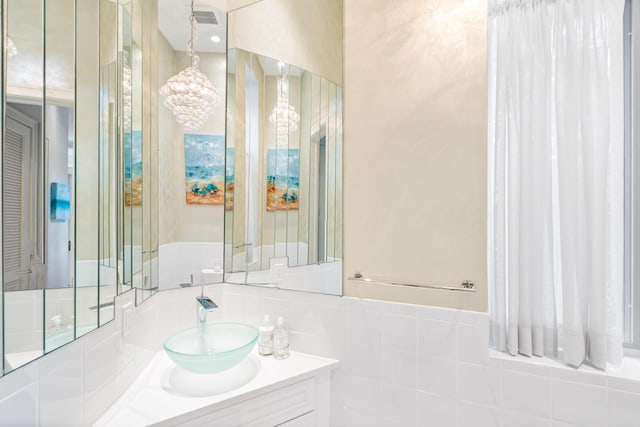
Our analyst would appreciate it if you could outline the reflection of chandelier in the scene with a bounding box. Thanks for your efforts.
[6,35,17,58]
[159,0,220,132]
[269,61,299,133]
[122,53,132,131]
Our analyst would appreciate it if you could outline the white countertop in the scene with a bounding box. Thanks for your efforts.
[94,348,339,427]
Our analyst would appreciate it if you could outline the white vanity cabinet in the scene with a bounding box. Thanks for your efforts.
[95,350,338,427]
[279,412,317,426]
[155,374,331,426]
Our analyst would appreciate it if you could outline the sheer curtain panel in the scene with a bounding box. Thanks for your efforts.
[488,0,625,369]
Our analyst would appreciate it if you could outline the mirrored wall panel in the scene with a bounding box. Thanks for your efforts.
[2,0,79,372]
[122,0,159,304]
[156,0,227,290]
[1,0,159,375]
[224,49,342,295]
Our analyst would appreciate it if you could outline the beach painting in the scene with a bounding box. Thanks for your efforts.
[184,134,225,205]
[266,148,299,211]
[50,182,71,221]
[125,131,142,207]
[225,147,235,210]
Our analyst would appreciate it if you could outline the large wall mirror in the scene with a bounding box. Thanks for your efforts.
[158,0,342,294]
[2,0,79,374]
[155,0,343,296]
[0,0,342,378]
[155,0,284,291]
[224,50,343,294]
[156,0,228,290]
[1,0,159,376]
[223,0,343,295]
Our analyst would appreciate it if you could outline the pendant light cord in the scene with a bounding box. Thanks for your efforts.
[188,0,197,68]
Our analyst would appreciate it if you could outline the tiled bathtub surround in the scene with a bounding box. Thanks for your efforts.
[1,282,640,426]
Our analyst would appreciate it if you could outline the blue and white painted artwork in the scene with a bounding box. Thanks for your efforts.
[184,134,225,205]
[50,182,71,221]
[266,148,300,211]
[225,147,235,210]
[124,130,142,206]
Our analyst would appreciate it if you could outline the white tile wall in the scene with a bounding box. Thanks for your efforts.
[502,370,551,419]
[158,242,224,290]
[2,281,640,427]
[0,288,160,427]
[220,283,640,427]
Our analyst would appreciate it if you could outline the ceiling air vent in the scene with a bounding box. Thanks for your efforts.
[193,10,218,25]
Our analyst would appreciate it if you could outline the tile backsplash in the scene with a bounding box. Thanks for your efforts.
[0,282,639,426]
[0,289,159,427]
[220,283,640,427]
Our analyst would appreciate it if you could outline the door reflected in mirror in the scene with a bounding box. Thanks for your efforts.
[2,0,80,372]
[1,0,161,375]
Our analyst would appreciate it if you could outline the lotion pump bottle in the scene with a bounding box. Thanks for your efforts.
[273,316,290,359]
[259,315,274,356]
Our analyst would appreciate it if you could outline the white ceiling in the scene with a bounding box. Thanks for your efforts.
[158,0,227,54]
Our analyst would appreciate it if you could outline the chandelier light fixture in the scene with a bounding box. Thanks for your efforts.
[6,35,17,58]
[159,0,220,133]
[269,61,300,134]
[122,52,132,131]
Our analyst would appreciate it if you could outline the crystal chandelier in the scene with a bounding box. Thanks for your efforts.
[159,0,220,133]
[122,52,132,131]
[6,35,17,58]
[269,61,300,133]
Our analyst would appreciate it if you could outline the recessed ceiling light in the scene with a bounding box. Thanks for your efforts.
[211,35,221,43]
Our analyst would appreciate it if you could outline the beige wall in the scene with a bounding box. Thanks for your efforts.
[157,33,227,245]
[228,0,343,85]
[343,0,488,311]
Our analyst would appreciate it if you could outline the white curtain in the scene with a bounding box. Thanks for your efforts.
[489,0,625,369]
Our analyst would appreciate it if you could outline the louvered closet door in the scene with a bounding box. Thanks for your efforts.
[4,114,35,291]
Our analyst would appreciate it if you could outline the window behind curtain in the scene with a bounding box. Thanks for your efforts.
[624,0,640,348]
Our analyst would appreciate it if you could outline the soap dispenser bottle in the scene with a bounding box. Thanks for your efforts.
[273,316,290,359]
[259,315,274,356]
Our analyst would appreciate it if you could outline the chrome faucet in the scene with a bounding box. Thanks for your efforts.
[193,274,219,325]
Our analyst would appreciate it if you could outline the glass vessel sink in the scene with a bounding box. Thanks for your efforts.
[163,322,259,374]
